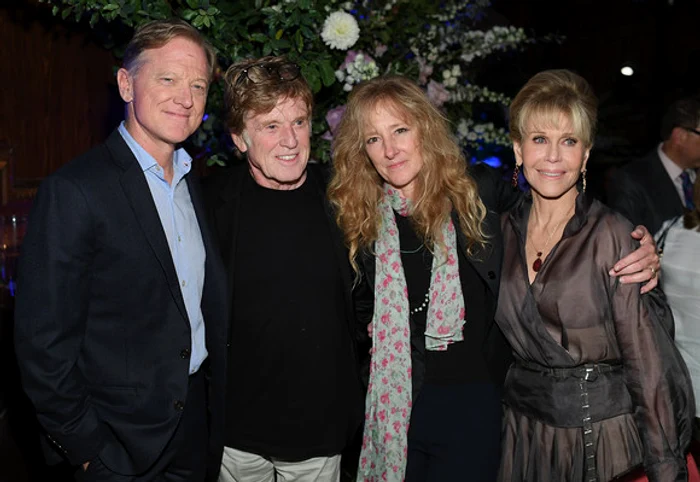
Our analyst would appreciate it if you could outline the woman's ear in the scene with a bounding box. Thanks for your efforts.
[513,140,524,167]
[582,147,591,172]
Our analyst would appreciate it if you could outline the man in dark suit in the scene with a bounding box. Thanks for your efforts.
[608,96,700,234]
[205,57,363,482]
[14,19,227,481]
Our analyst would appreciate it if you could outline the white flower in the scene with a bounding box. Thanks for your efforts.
[457,119,470,137]
[321,11,360,50]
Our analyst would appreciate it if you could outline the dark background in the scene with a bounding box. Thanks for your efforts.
[1,0,699,480]
[2,0,700,198]
[493,0,700,177]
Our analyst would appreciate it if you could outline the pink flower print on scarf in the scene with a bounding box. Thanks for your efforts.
[357,184,465,482]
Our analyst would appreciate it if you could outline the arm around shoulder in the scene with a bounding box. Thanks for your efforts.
[607,216,693,480]
[468,163,521,214]
[606,169,647,228]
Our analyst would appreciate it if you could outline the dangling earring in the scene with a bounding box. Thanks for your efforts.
[512,164,520,188]
[581,169,587,193]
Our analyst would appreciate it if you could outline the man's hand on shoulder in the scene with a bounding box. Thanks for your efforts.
[608,225,660,294]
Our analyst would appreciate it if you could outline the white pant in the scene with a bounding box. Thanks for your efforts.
[218,446,341,482]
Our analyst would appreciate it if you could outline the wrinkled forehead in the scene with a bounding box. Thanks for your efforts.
[245,95,310,122]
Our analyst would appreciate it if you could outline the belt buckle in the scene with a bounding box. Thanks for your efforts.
[582,365,598,382]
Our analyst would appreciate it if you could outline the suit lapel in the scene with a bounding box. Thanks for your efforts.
[212,165,245,313]
[309,167,355,313]
[188,172,229,346]
[452,210,500,298]
[105,131,190,325]
[650,152,685,215]
[187,174,215,262]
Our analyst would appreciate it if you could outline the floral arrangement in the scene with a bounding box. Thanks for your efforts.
[41,0,539,166]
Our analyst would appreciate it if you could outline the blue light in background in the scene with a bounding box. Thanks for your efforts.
[482,156,502,168]
[202,114,209,122]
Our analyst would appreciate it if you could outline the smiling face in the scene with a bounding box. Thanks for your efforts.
[117,36,209,159]
[514,112,590,202]
[363,102,424,200]
[232,96,311,190]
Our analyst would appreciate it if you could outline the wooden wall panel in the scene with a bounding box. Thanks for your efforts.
[0,3,121,211]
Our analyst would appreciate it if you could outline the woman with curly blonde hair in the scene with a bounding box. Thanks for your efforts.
[328,75,662,482]
[329,76,518,482]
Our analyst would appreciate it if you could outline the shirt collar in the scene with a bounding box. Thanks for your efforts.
[657,142,684,181]
[117,121,193,177]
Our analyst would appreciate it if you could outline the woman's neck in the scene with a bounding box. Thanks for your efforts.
[530,189,578,228]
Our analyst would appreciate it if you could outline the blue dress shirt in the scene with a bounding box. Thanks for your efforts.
[118,122,207,374]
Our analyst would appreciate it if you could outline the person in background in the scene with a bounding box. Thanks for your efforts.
[327,74,661,482]
[205,56,363,482]
[496,69,695,482]
[14,18,227,481]
[657,175,700,445]
[608,96,700,234]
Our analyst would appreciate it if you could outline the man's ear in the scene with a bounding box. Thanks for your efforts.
[231,132,248,153]
[670,126,688,144]
[117,68,133,103]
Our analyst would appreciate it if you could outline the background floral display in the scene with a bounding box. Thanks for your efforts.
[42,0,539,167]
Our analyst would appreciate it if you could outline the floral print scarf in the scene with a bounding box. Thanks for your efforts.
[357,185,466,482]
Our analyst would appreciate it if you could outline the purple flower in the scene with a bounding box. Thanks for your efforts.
[339,50,375,70]
[426,80,450,107]
[417,57,434,85]
[326,105,347,136]
[374,44,388,57]
[339,50,358,70]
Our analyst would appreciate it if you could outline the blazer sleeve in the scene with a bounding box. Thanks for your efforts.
[469,163,522,214]
[607,170,647,227]
[608,219,694,481]
[353,250,375,336]
[353,250,375,388]
[14,173,105,465]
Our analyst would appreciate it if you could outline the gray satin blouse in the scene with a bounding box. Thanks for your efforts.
[496,193,694,482]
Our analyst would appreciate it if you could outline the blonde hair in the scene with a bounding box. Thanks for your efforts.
[328,75,487,275]
[123,18,217,79]
[509,69,597,148]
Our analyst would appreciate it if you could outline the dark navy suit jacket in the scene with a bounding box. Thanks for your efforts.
[607,150,686,234]
[14,130,228,478]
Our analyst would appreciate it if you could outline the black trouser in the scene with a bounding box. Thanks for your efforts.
[405,382,502,482]
[78,370,209,482]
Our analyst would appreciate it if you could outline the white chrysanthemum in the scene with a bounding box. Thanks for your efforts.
[321,11,360,50]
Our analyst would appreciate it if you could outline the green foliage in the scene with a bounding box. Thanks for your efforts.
[39,0,536,166]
